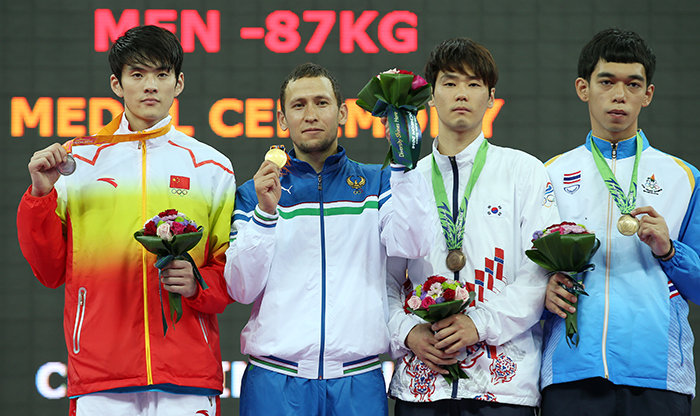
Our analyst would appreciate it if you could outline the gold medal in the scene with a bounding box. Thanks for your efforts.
[265,146,288,169]
[616,214,639,236]
[446,249,466,272]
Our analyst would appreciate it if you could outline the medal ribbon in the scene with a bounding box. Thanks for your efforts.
[62,113,173,152]
[589,132,642,215]
[431,139,489,250]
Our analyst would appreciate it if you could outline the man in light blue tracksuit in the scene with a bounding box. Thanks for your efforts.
[224,63,434,416]
[541,28,700,416]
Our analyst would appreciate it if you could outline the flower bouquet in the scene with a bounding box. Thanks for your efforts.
[405,275,476,384]
[356,68,431,170]
[134,209,208,336]
[525,222,600,347]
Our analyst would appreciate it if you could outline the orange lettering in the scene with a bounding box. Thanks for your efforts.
[56,98,86,137]
[416,108,428,133]
[89,98,123,135]
[344,99,384,138]
[245,99,274,138]
[276,100,289,138]
[11,97,53,137]
[429,106,439,139]
[169,99,194,136]
[483,99,504,138]
[209,99,244,138]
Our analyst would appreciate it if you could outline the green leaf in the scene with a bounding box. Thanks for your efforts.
[407,292,475,324]
[168,291,183,324]
[133,232,171,257]
[383,73,413,104]
[406,84,432,110]
[356,77,382,112]
[356,73,431,112]
[169,228,204,256]
[529,232,600,273]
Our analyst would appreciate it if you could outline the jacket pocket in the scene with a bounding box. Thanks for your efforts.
[198,313,210,347]
[72,287,87,354]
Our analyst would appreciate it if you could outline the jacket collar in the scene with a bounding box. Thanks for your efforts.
[288,146,347,176]
[116,114,172,149]
[585,130,650,159]
[431,132,486,172]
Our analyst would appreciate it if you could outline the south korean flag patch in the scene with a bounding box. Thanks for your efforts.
[486,204,503,217]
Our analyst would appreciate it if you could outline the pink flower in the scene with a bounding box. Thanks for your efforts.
[171,221,186,235]
[411,75,428,90]
[157,223,173,242]
[407,296,422,310]
[421,296,436,309]
[541,221,591,237]
[455,286,470,303]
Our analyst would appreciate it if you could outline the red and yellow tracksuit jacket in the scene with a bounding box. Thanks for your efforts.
[17,114,236,397]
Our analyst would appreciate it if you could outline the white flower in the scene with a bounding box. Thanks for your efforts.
[376,68,400,79]
[427,282,443,297]
[157,223,174,242]
[407,296,422,310]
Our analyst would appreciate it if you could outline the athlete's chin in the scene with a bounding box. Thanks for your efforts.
[295,138,337,155]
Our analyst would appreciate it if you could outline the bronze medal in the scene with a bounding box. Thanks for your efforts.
[616,214,639,236]
[446,249,466,272]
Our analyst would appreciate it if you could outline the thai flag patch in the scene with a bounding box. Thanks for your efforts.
[669,280,680,299]
[563,171,581,194]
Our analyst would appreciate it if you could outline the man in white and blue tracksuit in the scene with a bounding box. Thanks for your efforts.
[541,28,700,416]
[224,63,434,416]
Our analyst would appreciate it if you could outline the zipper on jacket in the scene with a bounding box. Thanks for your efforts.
[140,141,154,384]
[72,287,87,354]
[318,173,327,379]
[601,142,617,379]
[449,156,461,284]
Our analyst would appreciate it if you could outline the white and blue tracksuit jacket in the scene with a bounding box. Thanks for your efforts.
[225,146,434,380]
[541,131,700,397]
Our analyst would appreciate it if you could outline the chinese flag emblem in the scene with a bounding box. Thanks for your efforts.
[170,175,190,190]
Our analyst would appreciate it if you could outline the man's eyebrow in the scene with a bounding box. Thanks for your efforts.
[596,71,645,82]
[439,72,480,81]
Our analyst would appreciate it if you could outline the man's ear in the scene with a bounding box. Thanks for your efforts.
[575,77,589,102]
[110,74,124,98]
[174,72,185,97]
[642,84,655,108]
[487,88,495,109]
[337,102,348,126]
[277,109,288,131]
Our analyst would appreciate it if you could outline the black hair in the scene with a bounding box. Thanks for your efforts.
[424,38,499,91]
[279,63,343,114]
[578,28,656,84]
[108,25,184,84]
